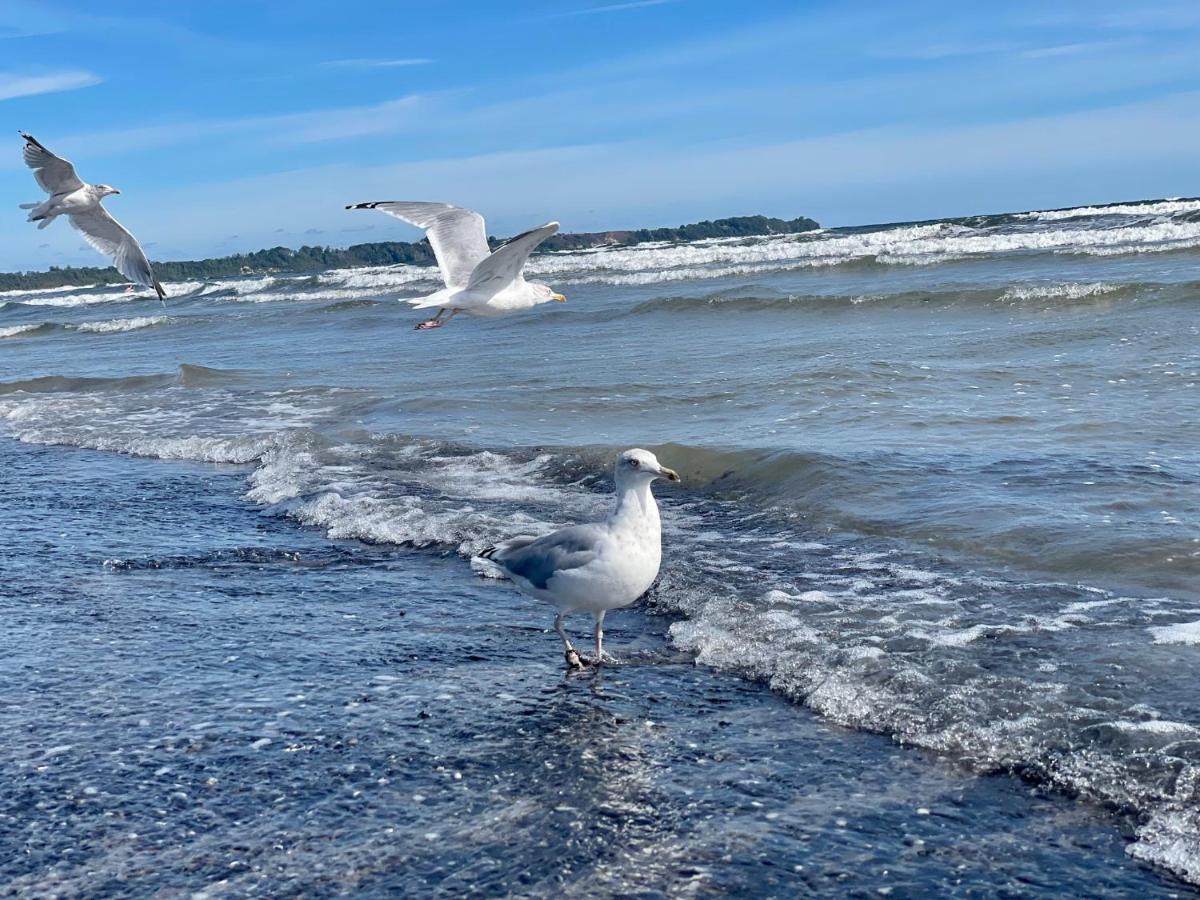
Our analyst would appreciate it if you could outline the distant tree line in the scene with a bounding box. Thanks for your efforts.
[0,214,820,292]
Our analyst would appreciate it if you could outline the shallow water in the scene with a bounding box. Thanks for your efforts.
[2,198,1199,893]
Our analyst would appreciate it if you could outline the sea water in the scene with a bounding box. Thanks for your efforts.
[2,199,1199,895]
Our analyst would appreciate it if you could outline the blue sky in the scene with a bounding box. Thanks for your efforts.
[2,0,1200,270]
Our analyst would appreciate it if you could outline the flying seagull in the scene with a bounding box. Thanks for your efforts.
[345,200,565,329]
[479,449,679,670]
[18,132,165,302]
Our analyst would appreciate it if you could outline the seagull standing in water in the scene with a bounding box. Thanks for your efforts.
[18,133,166,302]
[345,201,565,329]
[479,449,679,670]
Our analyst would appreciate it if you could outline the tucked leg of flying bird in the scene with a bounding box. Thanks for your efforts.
[415,308,458,331]
[555,612,584,670]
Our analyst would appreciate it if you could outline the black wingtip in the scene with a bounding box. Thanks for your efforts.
[479,546,498,560]
[346,201,378,210]
[19,131,46,151]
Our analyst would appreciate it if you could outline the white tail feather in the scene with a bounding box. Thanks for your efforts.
[405,287,458,310]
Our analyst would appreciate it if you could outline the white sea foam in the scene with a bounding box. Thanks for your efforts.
[1016,198,1200,222]
[1129,808,1200,887]
[1110,719,1197,736]
[515,217,1200,286]
[19,289,140,308]
[11,280,207,306]
[0,283,97,298]
[191,268,440,306]
[1000,282,1121,302]
[74,316,173,334]
[525,224,960,283]
[320,265,438,290]
[223,287,396,304]
[2,280,205,306]
[244,439,598,556]
[159,280,207,296]
[1148,620,1200,645]
[0,323,43,339]
[227,276,278,295]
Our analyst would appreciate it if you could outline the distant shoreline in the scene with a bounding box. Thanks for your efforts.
[1,214,820,292]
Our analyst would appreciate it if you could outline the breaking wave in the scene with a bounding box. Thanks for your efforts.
[0,322,54,339]
[74,315,175,334]
[522,217,1200,286]
[622,281,1160,315]
[1014,197,1200,222]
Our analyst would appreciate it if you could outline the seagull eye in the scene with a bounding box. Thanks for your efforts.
[629,459,639,468]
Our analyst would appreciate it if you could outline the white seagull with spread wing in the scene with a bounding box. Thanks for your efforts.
[346,200,565,329]
[18,132,165,302]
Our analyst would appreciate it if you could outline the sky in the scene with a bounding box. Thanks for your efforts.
[2,0,1200,270]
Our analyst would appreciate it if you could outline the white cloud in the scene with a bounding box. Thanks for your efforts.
[0,92,430,166]
[268,95,427,143]
[554,0,674,16]
[323,58,433,68]
[1019,39,1133,59]
[0,69,101,101]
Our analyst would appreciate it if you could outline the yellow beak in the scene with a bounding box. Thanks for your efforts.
[551,292,567,303]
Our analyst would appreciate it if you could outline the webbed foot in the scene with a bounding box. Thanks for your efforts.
[415,318,444,330]
[583,652,618,667]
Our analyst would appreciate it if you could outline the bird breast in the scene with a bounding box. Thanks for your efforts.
[481,282,540,312]
[604,509,663,602]
[58,187,100,212]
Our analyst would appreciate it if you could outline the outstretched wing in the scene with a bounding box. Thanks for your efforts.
[482,524,601,590]
[346,200,489,290]
[69,207,166,301]
[20,132,84,196]
[466,221,559,294]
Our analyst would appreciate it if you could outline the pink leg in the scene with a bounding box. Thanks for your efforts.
[415,309,458,331]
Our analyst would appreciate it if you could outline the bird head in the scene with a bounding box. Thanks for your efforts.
[95,184,121,197]
[530,282,566,305]
[615,448,679,487]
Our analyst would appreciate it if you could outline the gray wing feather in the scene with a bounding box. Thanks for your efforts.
[20,133,84,195]
[346,200,489,290]
[466,221,559,294]
[69,207,164,298]
[489,525,602,590]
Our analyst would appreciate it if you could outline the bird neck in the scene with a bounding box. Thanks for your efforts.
[608,479,660,533]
